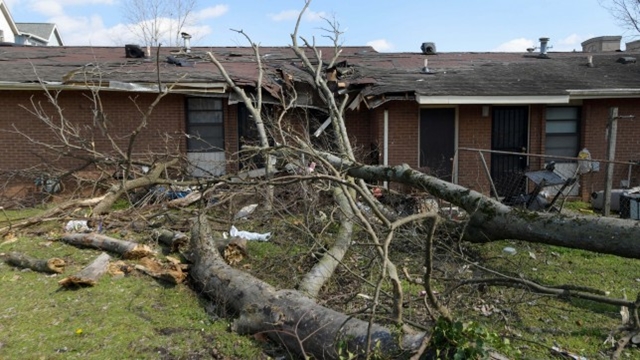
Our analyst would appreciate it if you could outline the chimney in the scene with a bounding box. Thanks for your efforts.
[581,36,622,52]
[181,32,192,53]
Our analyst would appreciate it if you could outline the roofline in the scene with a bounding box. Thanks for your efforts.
[416,95,570,105]
[0,81,228,94]
[567,89,640,99]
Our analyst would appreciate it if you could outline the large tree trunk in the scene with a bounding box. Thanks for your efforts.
[187,214,426,359]
[320,156,640,259]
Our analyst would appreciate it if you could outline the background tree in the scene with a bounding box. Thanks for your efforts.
[601,0,640,34]
[122,0,198,47]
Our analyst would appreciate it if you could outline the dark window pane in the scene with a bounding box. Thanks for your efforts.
[188,111,223,124]
[186,97,224,152]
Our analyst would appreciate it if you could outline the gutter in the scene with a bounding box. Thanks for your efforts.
[416,95,570,105]
[567,89,640,99]
[0,81,227,94]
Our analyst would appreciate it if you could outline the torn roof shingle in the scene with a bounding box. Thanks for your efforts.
[0,44,639,98]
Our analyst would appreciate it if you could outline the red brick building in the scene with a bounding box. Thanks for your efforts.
[1,39,639,201]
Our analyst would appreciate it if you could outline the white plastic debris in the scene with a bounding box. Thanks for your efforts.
[229,225,271,241]
[65,220,92,233]
[234,204,258,220]
[502,247,517,255]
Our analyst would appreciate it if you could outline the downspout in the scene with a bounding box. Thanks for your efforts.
[383,109,389,188]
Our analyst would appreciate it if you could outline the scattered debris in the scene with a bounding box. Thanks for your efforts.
[60,233,154,259]
[152,229,188,252]
[2,251,65,273]
[229,225,270,241]
[135,257,186,284]
[59,252,111,288]
[234,204,258,220]
[503,247,517,255]
[550,345,587,360]
[64,220,94,233]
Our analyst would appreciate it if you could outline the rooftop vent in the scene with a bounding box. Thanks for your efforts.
[421,42,436,55]
[125,44,145,58]
[538,37,551,58]
[181,32,192,53]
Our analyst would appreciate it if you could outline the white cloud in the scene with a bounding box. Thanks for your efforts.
[553,34,587,52]
[194,4,229,21]
[30,1,64,17]
[367,39,394,52]
[269,9,326,22]
[493,38,535,52]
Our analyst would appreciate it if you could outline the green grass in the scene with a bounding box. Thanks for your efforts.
[460,240,640,359]
[0,209,267,359]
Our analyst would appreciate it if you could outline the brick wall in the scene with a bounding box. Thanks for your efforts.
[579,98,640,199]
[457,105,492,192]
[0,90,188,170]
[366,102,420,168]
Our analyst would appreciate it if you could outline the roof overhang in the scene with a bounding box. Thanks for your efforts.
[0,81,227,94]
[416,95,570,105]
[567,89,640,99]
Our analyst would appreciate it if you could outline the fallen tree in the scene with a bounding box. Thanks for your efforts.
[187,214,426,359]
[317,155,640,258]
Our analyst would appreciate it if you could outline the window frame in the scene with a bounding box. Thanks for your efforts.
[185,97,225,152]
[545,106,581,161]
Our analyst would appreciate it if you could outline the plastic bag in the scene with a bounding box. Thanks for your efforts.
[229,225,270,241]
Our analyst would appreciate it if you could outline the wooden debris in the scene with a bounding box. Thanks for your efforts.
[217,237,247,266]
[167,190,201,208]
[107,260,134,277]
[152,229,188,252]
[60,233,153,259]
[59,252,111,287]
[2,251,65,273]
[135,257,185,284]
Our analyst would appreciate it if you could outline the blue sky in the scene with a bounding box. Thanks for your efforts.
[4,0,636,52]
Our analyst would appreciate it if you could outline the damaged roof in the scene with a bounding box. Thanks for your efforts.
[1,44,639,106]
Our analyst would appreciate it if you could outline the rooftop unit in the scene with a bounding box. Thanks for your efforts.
[581,36,622,53]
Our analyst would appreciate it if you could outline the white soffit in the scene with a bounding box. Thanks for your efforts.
[416,95,569,105]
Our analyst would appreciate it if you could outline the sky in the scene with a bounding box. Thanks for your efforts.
[3,0,637,52]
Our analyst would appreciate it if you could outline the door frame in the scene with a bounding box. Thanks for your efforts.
[418,106,459,183]
[490,105,531,198]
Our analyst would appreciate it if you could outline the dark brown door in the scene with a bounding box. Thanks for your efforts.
[491,106,528,198]
[420,108,455,181]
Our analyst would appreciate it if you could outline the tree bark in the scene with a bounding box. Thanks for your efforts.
[298,186,353,298]
[320,156,640,259]
[59,252,111,287]
[2,252,65,273]
[187,214,426,359]
[60,233,154,259]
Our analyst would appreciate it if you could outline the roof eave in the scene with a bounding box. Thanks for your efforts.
[416,95,570,105]
[567,89,640,99]
[0,81,228,94]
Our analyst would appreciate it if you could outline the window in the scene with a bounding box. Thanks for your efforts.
[545,107,580,160]
[186,97,224,152]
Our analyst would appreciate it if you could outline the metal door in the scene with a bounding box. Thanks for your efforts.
[491,106,528,198]
[420,108,455,181]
